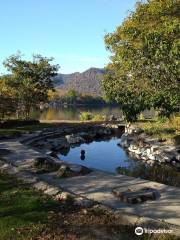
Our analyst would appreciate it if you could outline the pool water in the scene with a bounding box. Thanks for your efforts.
[58,138,139,173]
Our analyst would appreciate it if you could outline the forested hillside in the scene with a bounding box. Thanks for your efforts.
[54,68,105,95]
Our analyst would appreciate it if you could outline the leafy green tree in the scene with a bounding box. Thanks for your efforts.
[66,89,79,104]
[0,76,17,119]
[3,53,59,118]
[103,0,180,120]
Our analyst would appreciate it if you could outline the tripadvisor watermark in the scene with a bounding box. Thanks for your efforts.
[135,226,173,236]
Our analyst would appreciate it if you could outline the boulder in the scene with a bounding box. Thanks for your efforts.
[33,157,60,173]
[109,115,116,121]
[65,134,85,145]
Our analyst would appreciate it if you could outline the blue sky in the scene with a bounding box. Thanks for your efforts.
[0,0,137,74]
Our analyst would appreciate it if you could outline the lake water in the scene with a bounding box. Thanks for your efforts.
[31,106,123,121]
[31,106,154,121]
[58,138,139,173]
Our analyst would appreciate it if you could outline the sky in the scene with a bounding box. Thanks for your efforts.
[0,0,137,74]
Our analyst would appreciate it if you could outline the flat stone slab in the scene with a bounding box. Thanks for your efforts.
[0,140,46,167]
[112,187,160,204]
[40,171,180,226]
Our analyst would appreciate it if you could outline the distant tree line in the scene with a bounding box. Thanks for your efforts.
[48,89,115,106]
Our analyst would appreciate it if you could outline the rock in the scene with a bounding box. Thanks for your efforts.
[175,154,180,162]
[69,165,82,173]
[151,145,160,153]
[33,181,49,191]
[146,160,155,166]
[50,138,70,151]
[44,187,61,196]
[109,115,116,121]
[133,148,143,155]
[78,132,90,139]
[57,165,69,177]
[146,148,151,156]
[33,157,60,172]
[134,128,144,134]
[54,191,73,201]
[65,134,85,145]
[129,144,138,151]
[148,154,156,161]
[74,197,94,207]
[113,187,160,204]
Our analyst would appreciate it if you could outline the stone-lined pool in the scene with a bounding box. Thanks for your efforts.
[58,137,139,173]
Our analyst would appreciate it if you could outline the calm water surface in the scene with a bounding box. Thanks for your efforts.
[31,106,154,121]
[31,106,123,121]
[58,138,139,173]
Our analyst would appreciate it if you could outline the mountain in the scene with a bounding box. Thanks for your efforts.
[53,67,105,95]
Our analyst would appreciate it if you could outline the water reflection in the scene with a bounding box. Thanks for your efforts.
[31,106,154,121]
[58,138,139,173]
[31,106,123,121]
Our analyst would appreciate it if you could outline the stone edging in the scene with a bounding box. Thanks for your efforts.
[120,125,180,167]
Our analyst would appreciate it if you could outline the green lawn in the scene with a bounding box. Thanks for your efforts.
[0,174,59,240]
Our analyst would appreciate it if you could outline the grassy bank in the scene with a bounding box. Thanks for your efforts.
[135,115,180,145]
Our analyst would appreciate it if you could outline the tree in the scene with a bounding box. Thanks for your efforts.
[103,0,180,121]
[3,53,59,118]
[0,76,17,119]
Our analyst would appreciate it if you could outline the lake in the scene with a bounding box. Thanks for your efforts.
[31,106,123,121]
[31,105,154,121]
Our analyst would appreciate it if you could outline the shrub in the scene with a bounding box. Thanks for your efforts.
[79,112,93,121]
[80,112,106,121]
[92,114,105,121]
[138,113,145,121]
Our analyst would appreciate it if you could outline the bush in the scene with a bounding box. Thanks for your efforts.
[79,112,93,121]
[138,113,145,121]
[92,114,105,121]
[80,112,106,121]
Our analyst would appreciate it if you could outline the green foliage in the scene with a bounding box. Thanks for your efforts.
[103,0,180,121]
[79,111,105,121]
[0,76,17,119]
[79,111,92,121]
[67,89,78,99]
[92,113,105,121]
[1,53,59,119]
[138,113,145,121]
[52,89,110,106]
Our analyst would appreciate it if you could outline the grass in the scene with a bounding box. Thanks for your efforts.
[0,173,177,240]
[135,115,180,145]
[0,173,59,240]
